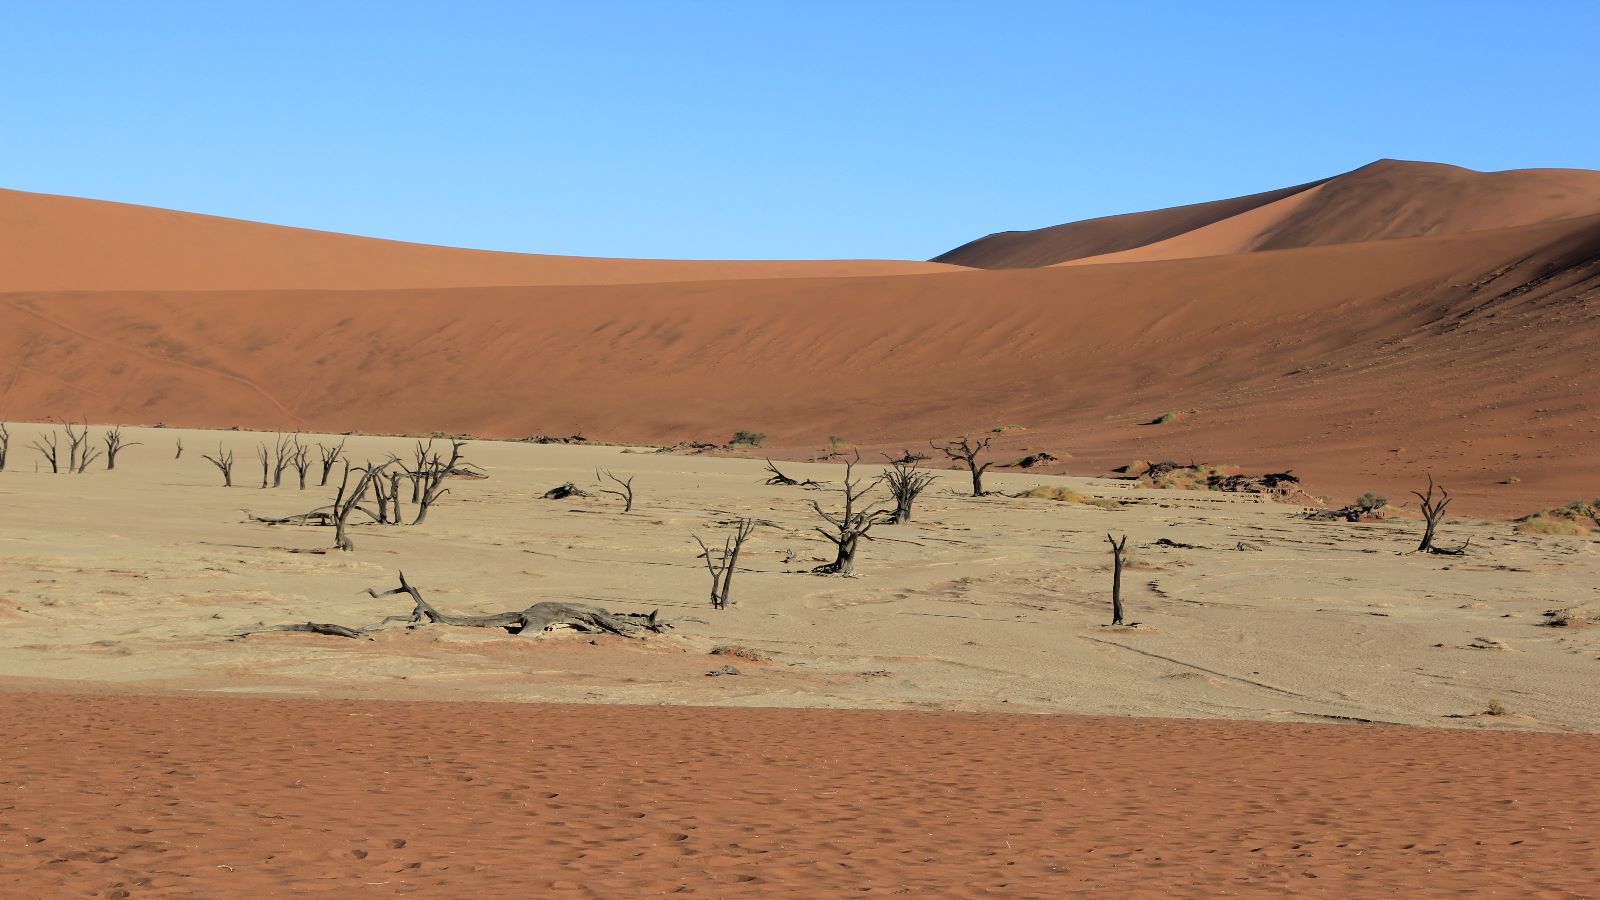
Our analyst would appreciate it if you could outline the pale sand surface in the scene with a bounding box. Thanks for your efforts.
[2,424,1596,729]
[2,692,1597,897]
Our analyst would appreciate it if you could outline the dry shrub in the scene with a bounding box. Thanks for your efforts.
[710,644,769,662]
[1018,485,1120,509]
[1515,500,1598,536]
[1484,699,1508,717]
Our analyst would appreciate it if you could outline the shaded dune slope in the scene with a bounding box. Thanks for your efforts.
[3,213,1597,514]
[0,188,958,291]
[939,160,1600,268]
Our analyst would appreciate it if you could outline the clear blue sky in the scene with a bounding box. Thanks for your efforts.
[4,1,1597,260]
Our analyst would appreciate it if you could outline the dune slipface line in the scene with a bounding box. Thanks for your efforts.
[1,691,1597,896]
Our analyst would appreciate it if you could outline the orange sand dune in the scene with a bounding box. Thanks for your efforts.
[938,160,1600,268]
[1,691,1596,896]
[0,187,959,291]
[2,211,1596,515]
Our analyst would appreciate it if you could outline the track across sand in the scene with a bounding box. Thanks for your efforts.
[1,691,1595,896]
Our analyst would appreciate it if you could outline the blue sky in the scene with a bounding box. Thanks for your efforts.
[4,1,1596,260]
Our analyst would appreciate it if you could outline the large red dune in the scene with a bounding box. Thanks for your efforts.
[2,161,1598,515]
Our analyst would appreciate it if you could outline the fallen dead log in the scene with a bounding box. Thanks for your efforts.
[233,572,702,640]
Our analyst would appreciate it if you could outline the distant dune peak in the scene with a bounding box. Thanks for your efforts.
[935,159,1600,268]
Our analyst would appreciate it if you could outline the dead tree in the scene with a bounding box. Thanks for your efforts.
[236,571,699,640]
[809,455,893,575]
[0,423,9,471]
[103,426,141,471]
[290,440,313,490]
[202,445,236,486]
[255,442,271,488]
[270,433,294,488]
[597,469,636,512]
[317,439,346,486]
[1412,475,1470,555]
[764,458,821,487]
[330,460,388,551]
[30,431,60,473]
[1107,533,1128,625]
[63,421,91,473]
[75,441,103,473]
[934,435,995,497]
[695,518,757,609]
[174,436,183,459]
[410,439,468,525]
[883,459,937,524]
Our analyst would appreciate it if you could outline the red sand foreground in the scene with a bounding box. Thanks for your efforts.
[1,691,1595,897]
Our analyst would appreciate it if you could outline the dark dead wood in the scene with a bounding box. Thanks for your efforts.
[694,518,758,609]
[29,430,59,473]
[0,423,9,471]
[763,458,822,487]
[883,459,937,524]
[597,469,636,512]
[317,439,345,486]
[810,453,893,575]
[1107,533,1129,626]
[235,572,702,640]
[933,435,994,497]
[202,444,235,486]
[103,426,141,471]
[541,481,593,500]
[1412,474,1468,555]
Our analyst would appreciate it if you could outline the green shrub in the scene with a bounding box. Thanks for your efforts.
[729,430,766,448]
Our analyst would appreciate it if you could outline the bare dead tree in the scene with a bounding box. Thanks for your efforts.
[411,439,468,525]
[597,469,636,512]
[1107,533,1128,625]
[694,518,757,609]
[29,430,61,474]
[289,440,313,490]
[764,458,821,487]
[889,448,929,464]
[0,423,9,471]
[270,433,294,488]
[934,435,995,497]
[253,442,272,487]
[317,439,345,486]
[202,445,235,486]
[330,460,389,551]
[63,421,91,473]
[809,454,893,575]
[1412,474,1470,555]
[883,459,937,524]
[75,441,103,474]
[235,571,700,640]
[102,426,141,471]
[174,436,183,459]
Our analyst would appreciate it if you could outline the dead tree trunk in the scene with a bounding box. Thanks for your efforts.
[764,458,821,487]
[1107,533,1128,625]
[695,518,757,609]
[271,433,294,488]
[235,571,701,640]
[256,442,270,488]
[75,442,103,474]
[290,441,312,489]
[0,423,9,472]
[29,431,60,474]
[331,460,386,551]
[883,460,937,524]
[174,437,183,459]
[103,426,141,471]
[934,435,994,497]
[597,469,636,512]
[64,421,90,474]
[202,445,235,486]
[411,439,468,525]
[1412,474,1470,555]
[317,439,345,486]
[810,454,892,575]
